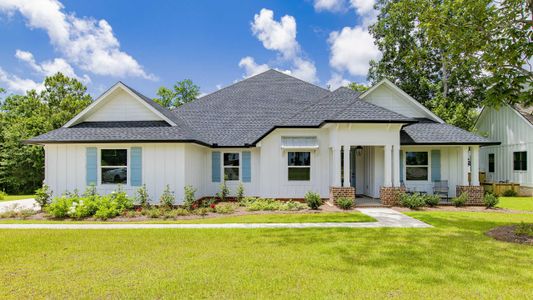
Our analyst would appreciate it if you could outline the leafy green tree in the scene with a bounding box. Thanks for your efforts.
[347,83,369,93]
[154,79,200,108]
[0,73,92,194]
[369,0,532,129]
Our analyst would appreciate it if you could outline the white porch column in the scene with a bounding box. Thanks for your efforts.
[392,144,401,187]
[471,145,480,186]
[343,145,350,187]
[461,146,469,185]
[384,144,392,187]
[332,146,341,186]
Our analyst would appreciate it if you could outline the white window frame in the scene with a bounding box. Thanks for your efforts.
[287,151,311,182]
[222,152,240,181]
[405,151,430,182]
[99,148,129,185]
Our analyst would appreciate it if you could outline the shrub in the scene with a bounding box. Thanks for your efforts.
[69,197,98,219]
[483,193,499,208]
[502,189,518,197]
[278,200,307,211]
[217,179,230,202]
[236,183,245,202]
[515,222,533,237]
[46,196,74,218]
[135,185,150,208]
[0,190,7,200]
[305,191,322,210]
[183,185,197,210]
[159,185,175,209]
[239,196,256,207]
[174,208,190,216]
[34,184,52,209]
[399,193,426,209]
[194,207,210,216]
[110,188,134,211]
[336,197,354,210]
[93,196,120,220]
[424,195,440,207]
[83,184,97,197]
[142,207,162,218]
[214,203,237,214]
[452,192,468,207]
[123,210,139,218]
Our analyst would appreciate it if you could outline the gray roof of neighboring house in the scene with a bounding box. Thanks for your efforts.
[513,104,533,126]
[27,69,496,146]
[401,121,498,145]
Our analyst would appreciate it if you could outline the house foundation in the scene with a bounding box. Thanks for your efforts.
[379,187,406,206]
[456,185,484,205]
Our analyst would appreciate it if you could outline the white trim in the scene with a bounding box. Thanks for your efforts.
[64,82,176,127]
[222,151,241,181]
[287,151,311,182]
[99,148,129,186]
[359,79,444,123]
[404,150,431,182]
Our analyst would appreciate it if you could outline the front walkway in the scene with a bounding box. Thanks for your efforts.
[0,208,431,229]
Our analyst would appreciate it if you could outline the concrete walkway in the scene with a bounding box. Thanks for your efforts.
[0,198,39,213]
[0,208,431,229]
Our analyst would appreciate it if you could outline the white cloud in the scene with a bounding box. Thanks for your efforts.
[238,56,270,78]
[0,0,155,80]
[0,67,42,93]
[251,8,299,59]
[15,50,90,83]
[326,73,351,90]
[288,58,318,83]
[349,0,375,14]
[328,26,380,76]
[314,0,345,12]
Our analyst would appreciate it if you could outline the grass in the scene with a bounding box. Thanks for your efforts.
[0,194,35,202]
[497,196,533,211]
[0,212,375,224]
[1,211,532,299]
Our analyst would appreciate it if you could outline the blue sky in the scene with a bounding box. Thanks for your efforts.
[0,0,379,98]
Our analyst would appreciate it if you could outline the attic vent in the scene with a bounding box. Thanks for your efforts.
[281,137,319,150]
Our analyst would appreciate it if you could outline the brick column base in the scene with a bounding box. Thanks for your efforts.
[379,187,406,206]
[456,185,484,205]
[329,187,355,204]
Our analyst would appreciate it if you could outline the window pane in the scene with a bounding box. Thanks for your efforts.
[288,152,311,166]
[224,167,239,180]
[223,153,240,166]
[101,149,127,166]
[406,167,428,181]
[513,151,527,171]
[288,167,310,181]
[406,152,428,165]
[521,152,527,171]
[101,167,127,184]
[488,154,495,172]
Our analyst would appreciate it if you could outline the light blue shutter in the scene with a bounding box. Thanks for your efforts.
[431,150,441,181]
[86,147,97,185]
[212,151,221,182]
[130,147,142,186]
[400,150,404,182]
[242,151,251,182]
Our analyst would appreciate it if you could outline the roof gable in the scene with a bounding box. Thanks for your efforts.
[64,82,177,127]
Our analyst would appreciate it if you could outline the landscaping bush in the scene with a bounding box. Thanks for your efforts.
[214,203,237,214]
[305,191,322,210]
[278,200,307,211]
[483,193,499,208]
[239,196,256,207]
[399,193,426,209]
[502,189,518,197]
[236,183,245,202]
[0,190,7,200]
[515,222,533,237]
[424,195,440,207]
[34,184,52,209]
[194,207,210,216]
[183,185,196,210]
[69,197,98,219]
[452,192,468,207]
[46,196,74,218]
[159,185,175,209]
[144,207,162,218]
[217,179,230,202]
[336,197,354,210]
[245,198,280,211]
[174,208,190,216]
[135,184,150,208]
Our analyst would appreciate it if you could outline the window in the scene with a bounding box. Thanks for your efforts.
[488,153,495,173]
[288,152,310,181]
[513,151,527,171]
[405,151,428,181]
[223,153,240,180]
[101,149,127,184]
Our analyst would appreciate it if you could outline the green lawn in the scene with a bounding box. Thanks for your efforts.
[0,195,35,202]
[1,211,532,299]
[497,197,533,211]
[0,212,375,224]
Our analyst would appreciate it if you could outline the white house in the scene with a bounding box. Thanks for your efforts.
[28,70,497,205]
[475,104,533,196]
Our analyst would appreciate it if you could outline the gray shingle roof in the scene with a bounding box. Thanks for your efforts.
[27,69,496,147]
[513,104,533,126]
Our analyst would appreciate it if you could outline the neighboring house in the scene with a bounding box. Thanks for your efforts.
[28,70,497,205]
[475,104,533,196]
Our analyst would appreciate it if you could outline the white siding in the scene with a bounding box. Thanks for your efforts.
[84,89,162,122]
[363,84,432,119]
[476,105,533,187]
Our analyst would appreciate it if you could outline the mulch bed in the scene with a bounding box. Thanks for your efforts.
[486,225,533,245]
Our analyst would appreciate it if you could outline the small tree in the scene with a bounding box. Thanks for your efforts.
[34,184,52,210]
[159,185,175,210]
[135,184,150,208]
[183,185,197,210]
[217,177,230,202]
[236,183,245,202]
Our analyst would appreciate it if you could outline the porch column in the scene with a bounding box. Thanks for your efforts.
[332,146,341,186]
[343,145,350,187]
[392,144,401,187]
[461,146,469,185]
[471,145,480,186]
[383,144,392,187]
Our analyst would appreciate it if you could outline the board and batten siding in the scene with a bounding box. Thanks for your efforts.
[476,105,533,187]
[84,89,162,122]
[362,84,431,120]
[44,143,187,203]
